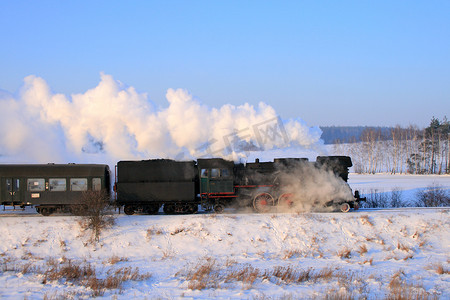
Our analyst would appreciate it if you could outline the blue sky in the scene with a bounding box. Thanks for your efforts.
[1,1,449,127]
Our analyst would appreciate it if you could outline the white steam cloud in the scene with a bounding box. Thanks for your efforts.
[0,73,323,164]
[276,162,355,212]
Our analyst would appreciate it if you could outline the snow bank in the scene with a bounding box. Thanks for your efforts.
[0,208,448,299]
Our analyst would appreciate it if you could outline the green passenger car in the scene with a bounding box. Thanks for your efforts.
[0,164,110,215]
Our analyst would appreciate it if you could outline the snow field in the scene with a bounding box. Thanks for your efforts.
[0,208,449,299]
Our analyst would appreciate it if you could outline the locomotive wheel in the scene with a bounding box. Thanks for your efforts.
[163,204,175,214]
[214,204,224,214]
[40,207,53,216]
[340,202,351,213]
[124,205,135,215]
[143,204,159,215]
[188,204,198,214]
[253,193,275,213]
[278,193,294,208]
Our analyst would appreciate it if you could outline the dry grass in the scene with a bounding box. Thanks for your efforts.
[337,247,351,259]
[171,227,186,235]
[358,244,368,256]
[224,258,237,267]
[225,265,259,289]
[146,227,164,241]
[283,249,302,259]
[105,255,129,265]
[361,257,373,265]
[177,259,338,292]
[397,242,411,252]
[360,215,374,227]
[403,253,414,260]
[269,266,333,284]
[39,259,151,297]
[388,270,438,299]
[20,262,36,274]
[161,249,174,260]
[431,263,450,275]
[184,258,219,290]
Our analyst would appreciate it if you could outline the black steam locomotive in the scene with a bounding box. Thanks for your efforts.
[0,156,365,216]
[115,156,365,215]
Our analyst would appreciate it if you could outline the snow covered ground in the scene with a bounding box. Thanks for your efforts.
[1,174,449,299]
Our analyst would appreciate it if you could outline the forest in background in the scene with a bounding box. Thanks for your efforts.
[328,117,449,174]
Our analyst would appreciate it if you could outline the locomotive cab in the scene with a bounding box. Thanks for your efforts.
[198,158,234,194]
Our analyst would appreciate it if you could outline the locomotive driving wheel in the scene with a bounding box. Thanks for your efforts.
[278,193,294,208]
[340,202,351,213]
[213,204,224,214]
[253,193,275,213]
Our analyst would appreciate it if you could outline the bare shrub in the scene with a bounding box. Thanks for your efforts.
[390,187,405,207]
[361,189,389,208]
[415,184,450,207]
[77,190,115,243]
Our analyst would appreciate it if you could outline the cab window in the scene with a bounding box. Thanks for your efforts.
[210,168,220,178]
[201,169,208,178]
[220,169,230,177]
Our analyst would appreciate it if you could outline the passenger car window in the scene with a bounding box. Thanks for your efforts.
[70,178,88,191]
[92,178,101,191]
[27,179,45,191]
[49,178,66,191]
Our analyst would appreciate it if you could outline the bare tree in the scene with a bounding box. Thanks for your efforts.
[77,190,115,243]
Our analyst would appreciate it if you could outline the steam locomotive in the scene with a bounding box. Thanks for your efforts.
[0,156,365,216]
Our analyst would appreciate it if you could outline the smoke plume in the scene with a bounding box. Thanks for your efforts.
[275,161,355,212]
[0,73,323,165]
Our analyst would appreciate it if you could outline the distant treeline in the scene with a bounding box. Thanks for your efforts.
[330,117,449,174]
[320,126,393,144]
